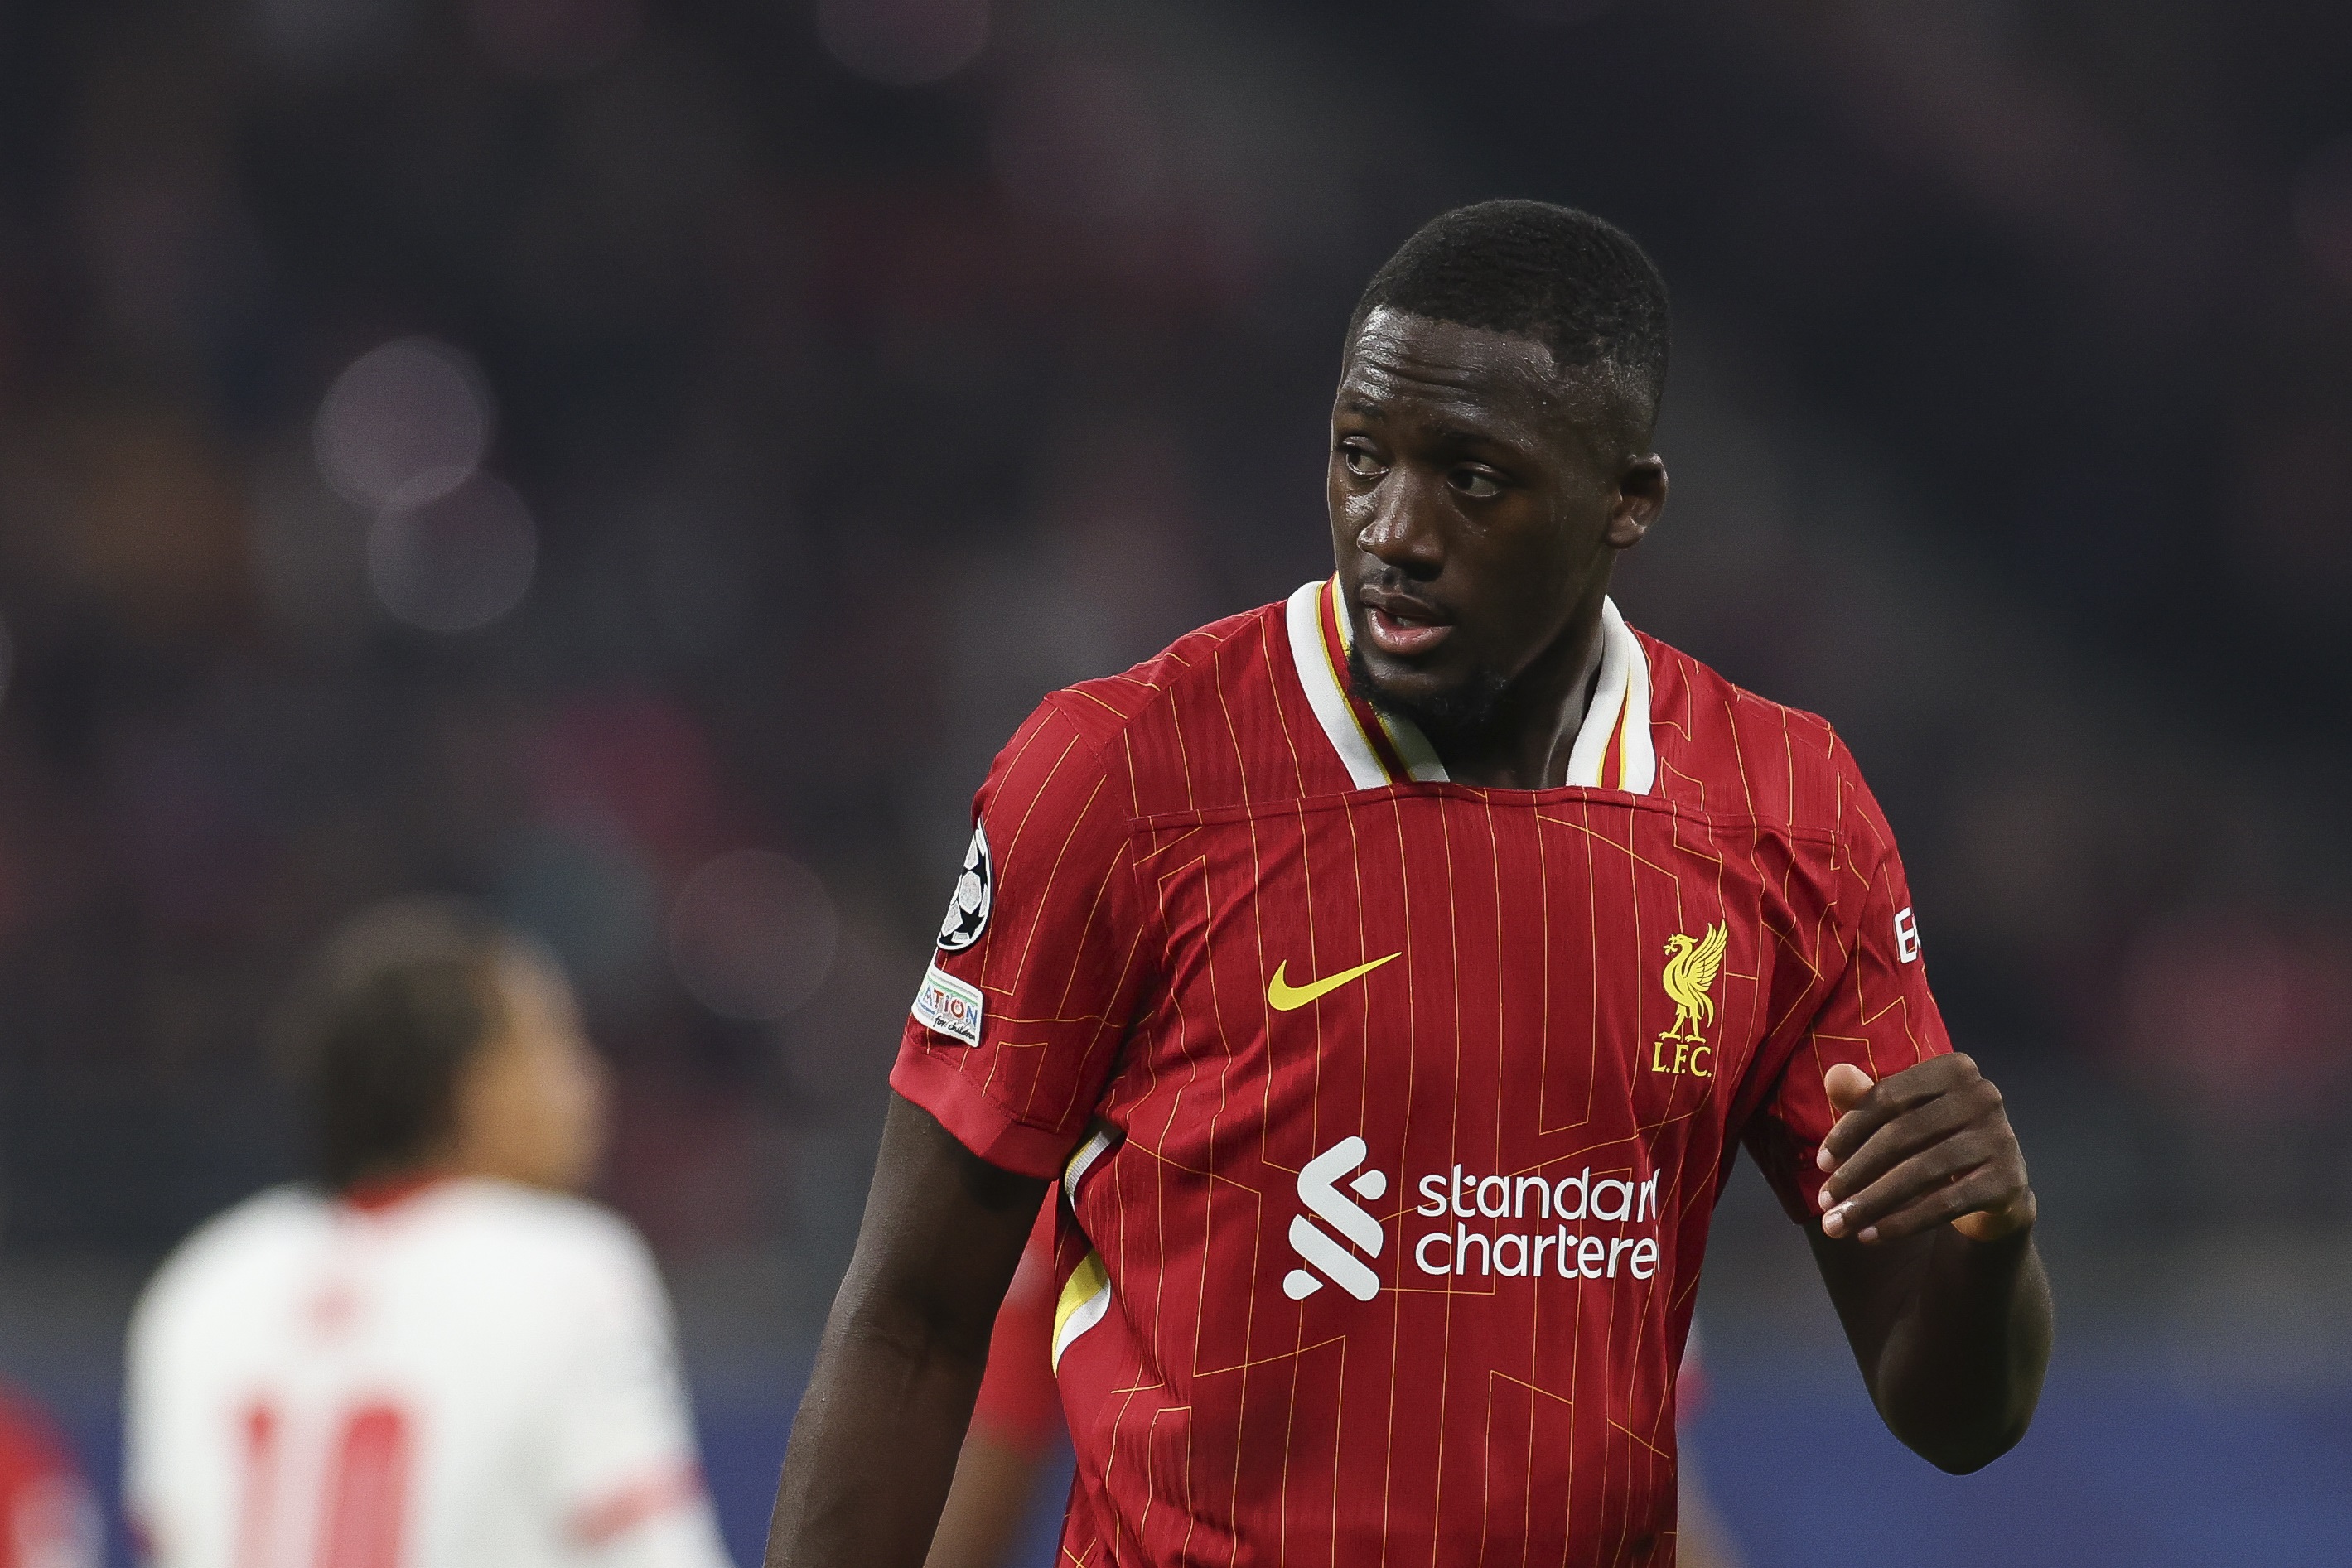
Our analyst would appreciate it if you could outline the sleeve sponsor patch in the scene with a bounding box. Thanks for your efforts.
[1893,906,1921,963]
[912,963,984,1045]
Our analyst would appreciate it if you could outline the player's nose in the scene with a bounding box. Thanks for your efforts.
[1355,472,1446,581]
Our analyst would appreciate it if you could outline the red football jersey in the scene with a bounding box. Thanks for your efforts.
[893,578,1950,1567]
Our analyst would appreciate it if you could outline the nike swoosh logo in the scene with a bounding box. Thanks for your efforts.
[1268,953,1400,1011]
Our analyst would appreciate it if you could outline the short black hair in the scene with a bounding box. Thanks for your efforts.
[287,898,512,1194]
[1348,200,1671,448]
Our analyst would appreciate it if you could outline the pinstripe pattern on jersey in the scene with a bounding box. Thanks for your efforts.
[893,593,1948,1568]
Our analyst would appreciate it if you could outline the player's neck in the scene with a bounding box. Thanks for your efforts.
[1424,605,1608,790]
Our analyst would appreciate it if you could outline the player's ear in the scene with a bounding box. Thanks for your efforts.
[1605,454,1666,551]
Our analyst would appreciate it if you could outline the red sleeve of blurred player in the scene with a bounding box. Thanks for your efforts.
[0,1387,99,1568]
[968,1200,1064,1458]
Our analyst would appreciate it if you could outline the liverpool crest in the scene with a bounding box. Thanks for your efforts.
[1650,922,1727,1078]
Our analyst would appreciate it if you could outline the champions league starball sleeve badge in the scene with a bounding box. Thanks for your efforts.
[935,826,992,953]
[911,826,995,1046]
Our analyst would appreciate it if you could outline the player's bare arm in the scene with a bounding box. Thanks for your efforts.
[1806,1057,2051,1473]
[765,1094,1046,1568]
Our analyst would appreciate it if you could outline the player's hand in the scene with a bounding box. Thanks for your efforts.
[1813,1056,2035,1246]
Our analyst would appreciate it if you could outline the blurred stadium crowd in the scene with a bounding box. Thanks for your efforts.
[0,0,2349,1537]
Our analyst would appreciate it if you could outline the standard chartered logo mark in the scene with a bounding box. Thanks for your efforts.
[1282,1136,1387,1301]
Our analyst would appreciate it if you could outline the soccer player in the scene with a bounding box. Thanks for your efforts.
[127,900,734,1568]
[767,200,2051,1567]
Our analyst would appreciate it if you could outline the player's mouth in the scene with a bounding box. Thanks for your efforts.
[1360,589,1455,657]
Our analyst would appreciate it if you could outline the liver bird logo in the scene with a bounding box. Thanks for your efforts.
[1659,923,1727,1043]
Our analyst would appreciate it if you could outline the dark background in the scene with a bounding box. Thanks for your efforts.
[1,1,2350,1562]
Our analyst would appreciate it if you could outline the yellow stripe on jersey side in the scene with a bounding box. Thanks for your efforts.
[1051,1250,1112,1372]
[1063,1127,1116,1204]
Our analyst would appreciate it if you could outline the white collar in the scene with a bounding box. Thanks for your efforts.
[1283,577,1654,794]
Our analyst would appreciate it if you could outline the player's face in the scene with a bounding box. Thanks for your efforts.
[1328,309,1664,745]
[451,948,607,1194]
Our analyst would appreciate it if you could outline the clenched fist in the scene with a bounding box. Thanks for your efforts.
[1814,1054,2036,1246]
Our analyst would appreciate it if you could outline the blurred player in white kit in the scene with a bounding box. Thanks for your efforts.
[125,900,736,1568]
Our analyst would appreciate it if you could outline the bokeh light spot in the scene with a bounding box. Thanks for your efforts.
[315,337,495,510]
[816,0,988,87]
[366,474,537,632]
[669,850,838,1020]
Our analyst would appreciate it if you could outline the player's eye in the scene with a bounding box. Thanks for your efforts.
[1450,467,1503,499]
[1339,441,1385,479]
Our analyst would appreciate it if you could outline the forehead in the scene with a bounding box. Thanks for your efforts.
[1335,310,1572,440]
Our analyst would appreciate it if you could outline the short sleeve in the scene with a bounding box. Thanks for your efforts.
[543,1231,732,1568]
[891,697,1153,1179]
[1743,741,1954,1223]
[967,1199,1064,1455]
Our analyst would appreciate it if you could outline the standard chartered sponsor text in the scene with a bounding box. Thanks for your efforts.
[1410,1165,1660,1281]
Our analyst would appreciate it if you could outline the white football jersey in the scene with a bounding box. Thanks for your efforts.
[126,1180,735,1568]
